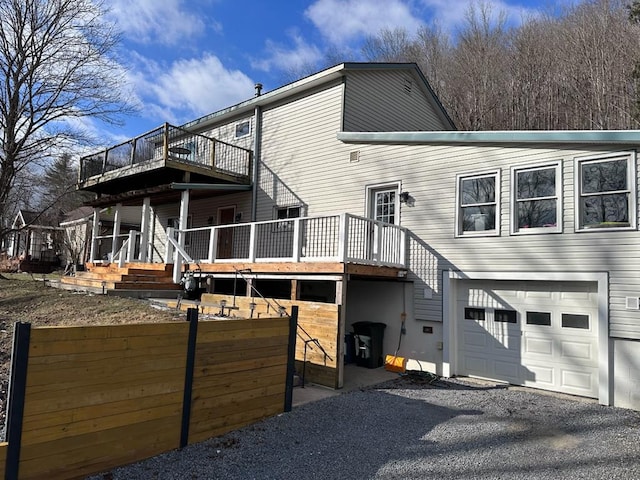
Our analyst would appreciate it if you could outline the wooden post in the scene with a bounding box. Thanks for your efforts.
[284,306,298,413]
[5,322,31,480]
[180,308,199,448]
[291,280,299,301]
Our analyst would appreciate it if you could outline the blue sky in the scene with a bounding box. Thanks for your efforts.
[100,0,571,143]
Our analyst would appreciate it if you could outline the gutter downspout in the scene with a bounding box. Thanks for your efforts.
[251,105,262,222]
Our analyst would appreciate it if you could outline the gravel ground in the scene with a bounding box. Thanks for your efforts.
[87,376,640,480]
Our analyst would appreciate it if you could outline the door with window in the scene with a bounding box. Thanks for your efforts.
[217,206,235,259]
[367,185,399,261]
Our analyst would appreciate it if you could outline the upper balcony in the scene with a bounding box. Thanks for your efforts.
[78,123,253,197]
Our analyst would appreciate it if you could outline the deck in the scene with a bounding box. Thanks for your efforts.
[78,123,252,196]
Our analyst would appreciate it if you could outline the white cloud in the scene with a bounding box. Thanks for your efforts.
[108,0,207,46]
[252,32,323,73]
[305,0,423,45]
[128,53,256,124]
[419,0,540,32]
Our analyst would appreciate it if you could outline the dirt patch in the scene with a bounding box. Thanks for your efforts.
[0,273,185,429]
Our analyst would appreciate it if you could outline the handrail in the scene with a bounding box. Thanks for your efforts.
[113,238,130,268]
[175,213,407,268]
[231,267,333,364]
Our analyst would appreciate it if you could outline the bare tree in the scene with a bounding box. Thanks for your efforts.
[0,0,132,248]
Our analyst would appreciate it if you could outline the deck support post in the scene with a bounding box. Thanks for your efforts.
[110,203,122,263]
[89,207,100,262]
[174,190,190,284]
[338,213,349,263]
[139,197,151,263]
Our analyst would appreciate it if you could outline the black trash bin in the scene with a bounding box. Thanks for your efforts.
[352,321,386,368]
[344,332,356,364]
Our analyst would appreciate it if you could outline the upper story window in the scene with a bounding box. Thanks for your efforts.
[456,171,500,236]
[512,163,561,234]
[235,120,251,138]
[576,152,636,231]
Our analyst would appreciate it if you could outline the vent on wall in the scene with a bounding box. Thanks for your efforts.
[349,150,360,163]
[403,77,413,95]
[625,297,640,310]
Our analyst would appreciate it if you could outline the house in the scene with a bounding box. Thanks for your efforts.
[2,210,63,273]
[65,62,640,411]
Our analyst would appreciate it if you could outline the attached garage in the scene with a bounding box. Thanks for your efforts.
[445,272,609,403]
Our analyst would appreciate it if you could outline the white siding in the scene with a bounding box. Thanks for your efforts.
[200,114,255,151]
[343,70,449,132]
[325,142,640,340]
[150,193,252,263]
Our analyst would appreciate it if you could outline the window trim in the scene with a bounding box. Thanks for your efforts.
[234,119,252,139]
[365,181,401,226]
[510,162,562,235]
[574,151,636,232]
[273,205,302,232]
[455,170,501,237]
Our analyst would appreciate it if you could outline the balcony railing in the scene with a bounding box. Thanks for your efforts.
[79,123,252,182]
[166,213,407,277]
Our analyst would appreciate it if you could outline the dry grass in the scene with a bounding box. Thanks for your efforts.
[0,273,185,426]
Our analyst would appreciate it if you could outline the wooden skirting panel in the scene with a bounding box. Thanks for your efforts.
[199,294,340,388]
[6,316,293,480]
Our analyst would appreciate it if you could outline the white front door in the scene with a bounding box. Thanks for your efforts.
[457,280,599,398]
[367,185,400,262]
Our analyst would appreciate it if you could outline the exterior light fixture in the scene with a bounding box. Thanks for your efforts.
[399,192,410,203]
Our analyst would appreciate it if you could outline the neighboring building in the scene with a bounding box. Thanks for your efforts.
[3,210,63,273]
[65,62,640,410]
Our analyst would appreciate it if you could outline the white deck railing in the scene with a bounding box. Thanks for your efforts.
[166,213,407,281]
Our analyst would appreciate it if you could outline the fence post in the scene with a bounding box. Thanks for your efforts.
[180,308,199,448]
[5,322,32,480]
[284,306,298,413]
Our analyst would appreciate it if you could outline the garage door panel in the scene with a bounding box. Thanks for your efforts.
[561,369,595,392]
[494,360,520,381]
[524,337,553,356]
[463,355,488,375]
[525,364,554,385]
[560,341,594,362]
[463,331,488,349]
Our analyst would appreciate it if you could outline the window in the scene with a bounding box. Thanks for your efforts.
[512,164,561,234]
[235,120,251,138]
[465,308,485,321]
[576,153,636,230]
[562,313,589,330]
[273,205,301,231]
[526,311,551,326]
[457,171,499,235]
[495,309,517,323]
[373,189,396,224]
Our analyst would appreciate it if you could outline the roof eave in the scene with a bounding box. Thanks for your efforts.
[337,130,640,145]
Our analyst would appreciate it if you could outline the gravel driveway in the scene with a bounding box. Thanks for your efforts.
[88,376,640,480]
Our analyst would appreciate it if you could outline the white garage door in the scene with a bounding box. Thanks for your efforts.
[456,280,599,398]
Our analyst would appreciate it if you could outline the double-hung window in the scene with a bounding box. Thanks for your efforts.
[512,163,561,234]
[576,153,636,231]
[457,171,500,236]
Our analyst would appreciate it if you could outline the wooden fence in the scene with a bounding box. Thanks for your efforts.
[195,294,341,388]
[3,308,297,480]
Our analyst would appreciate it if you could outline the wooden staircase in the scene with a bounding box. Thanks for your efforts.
[59,263,182,294]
